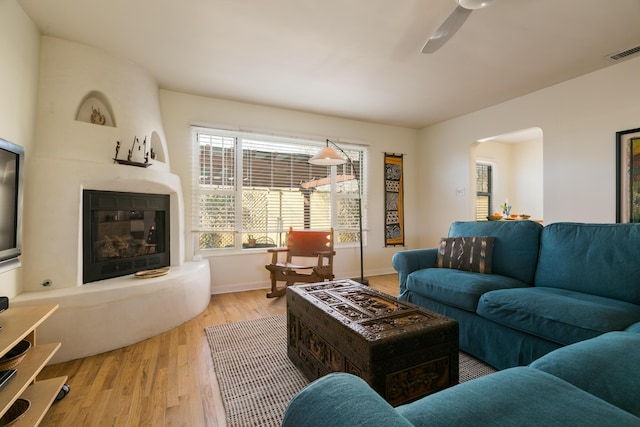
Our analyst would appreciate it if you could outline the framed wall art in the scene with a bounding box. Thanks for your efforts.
[616,127,640,223]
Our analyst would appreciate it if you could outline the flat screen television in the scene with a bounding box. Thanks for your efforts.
[0,138,24,265]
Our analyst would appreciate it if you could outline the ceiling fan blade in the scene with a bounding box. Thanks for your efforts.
[421,6,472,54]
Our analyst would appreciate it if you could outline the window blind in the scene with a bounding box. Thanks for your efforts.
[193,127,367,251]
[476,163,493,220]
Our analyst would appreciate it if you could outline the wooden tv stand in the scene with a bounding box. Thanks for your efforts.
[0,305,67,426]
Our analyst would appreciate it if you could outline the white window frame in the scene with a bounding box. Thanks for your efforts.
[192,126,368,253]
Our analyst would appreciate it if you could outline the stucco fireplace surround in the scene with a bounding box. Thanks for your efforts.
[11,36,211,363]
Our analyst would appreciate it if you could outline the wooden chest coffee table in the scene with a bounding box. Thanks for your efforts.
[286,279,459,406]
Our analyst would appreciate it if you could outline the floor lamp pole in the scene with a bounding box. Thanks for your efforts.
[309,139,368,285]
[348,154,367,286]
[356,187,368,285]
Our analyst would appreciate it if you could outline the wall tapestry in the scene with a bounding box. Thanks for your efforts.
[384,153,404,246]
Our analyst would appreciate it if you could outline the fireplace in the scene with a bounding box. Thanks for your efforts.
[83,190,170,283]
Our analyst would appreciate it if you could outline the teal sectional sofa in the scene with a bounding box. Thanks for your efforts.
[282,331,640,426]
[392,221,640,369]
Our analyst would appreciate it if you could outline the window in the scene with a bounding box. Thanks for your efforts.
[476,162,493,220]
[192,127,368,251]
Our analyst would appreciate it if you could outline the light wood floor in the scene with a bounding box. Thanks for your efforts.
[38,274,400,426]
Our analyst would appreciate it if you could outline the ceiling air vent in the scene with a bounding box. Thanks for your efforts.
[608,45,640,62]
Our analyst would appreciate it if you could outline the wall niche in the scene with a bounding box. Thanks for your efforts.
[76,91,116,127]
[149,131,166,163]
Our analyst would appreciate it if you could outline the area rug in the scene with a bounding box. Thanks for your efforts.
[205,315,497,427]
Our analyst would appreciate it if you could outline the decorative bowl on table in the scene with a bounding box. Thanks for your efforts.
[487,214,502,221]
[134,266,170,279]
[520,214,531,219]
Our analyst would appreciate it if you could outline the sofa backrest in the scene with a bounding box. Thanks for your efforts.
[535,223,640,305]
[448,221,543,285]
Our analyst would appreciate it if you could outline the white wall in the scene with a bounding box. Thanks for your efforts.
[418,55,640,247]
[159,91,419,294]
[511,139,543,219]
[0,0,40,297]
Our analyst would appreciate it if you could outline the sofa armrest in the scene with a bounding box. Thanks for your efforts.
[282,373,414,427]
[392,248,438,292]
[529,331,640,417]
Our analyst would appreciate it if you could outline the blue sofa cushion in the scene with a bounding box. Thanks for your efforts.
[282,373,413,427]
[396,367,640,427]
[530,332,640,417]
[436,236,495,274]
[406,268,529,312]
[477,287,640,345]
[448,220,542,284]
[535,222,640,305]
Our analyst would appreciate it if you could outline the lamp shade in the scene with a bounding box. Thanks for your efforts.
[309,146,347,166]
[457,0,496,9]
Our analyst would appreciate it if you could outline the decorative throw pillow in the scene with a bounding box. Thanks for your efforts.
[435,236,495,274]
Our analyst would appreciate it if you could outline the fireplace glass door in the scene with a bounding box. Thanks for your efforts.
[83,190,170,283]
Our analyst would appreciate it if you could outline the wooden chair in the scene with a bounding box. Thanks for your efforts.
[265,228,335,298]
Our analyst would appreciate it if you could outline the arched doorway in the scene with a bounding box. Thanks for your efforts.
[473,127,543,221]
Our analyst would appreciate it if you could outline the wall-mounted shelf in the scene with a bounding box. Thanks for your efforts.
[113,159,151,168]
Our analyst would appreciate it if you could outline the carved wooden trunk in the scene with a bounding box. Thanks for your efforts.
[286,280,459,406]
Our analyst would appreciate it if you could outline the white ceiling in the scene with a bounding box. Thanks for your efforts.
[17,0,640,129]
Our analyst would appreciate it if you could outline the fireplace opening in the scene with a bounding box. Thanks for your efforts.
[83,190,170,283]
